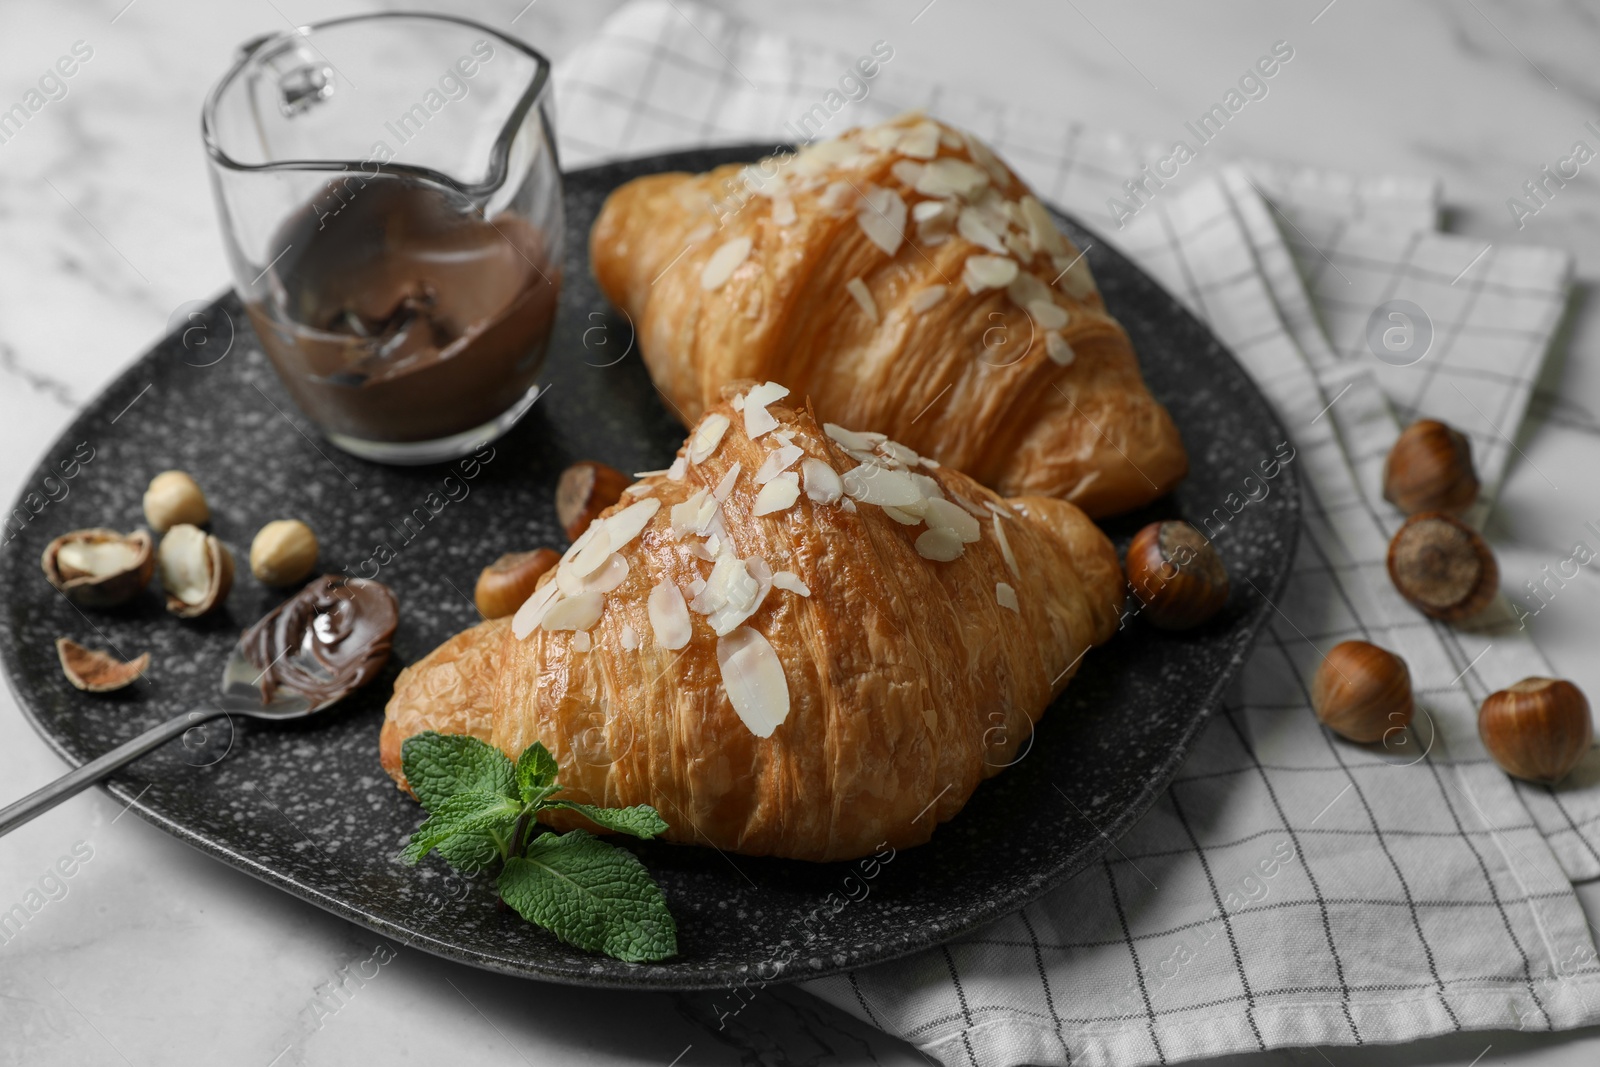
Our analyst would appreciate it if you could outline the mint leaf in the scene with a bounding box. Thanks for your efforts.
[437,830,507,873]
[515,742,561,806]
[403,791,522,866]
[497,830,677,962]
[401,732,516,813]
[547,801,668,840]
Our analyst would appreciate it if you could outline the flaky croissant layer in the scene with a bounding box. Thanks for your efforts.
[591,113,1187,518]
[383,384,1122,861]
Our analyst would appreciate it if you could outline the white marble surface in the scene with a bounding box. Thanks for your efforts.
[4,2,1600,1064]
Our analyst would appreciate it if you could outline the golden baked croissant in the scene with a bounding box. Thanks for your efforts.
[381,384,1122,861]
[590,114,1187,518]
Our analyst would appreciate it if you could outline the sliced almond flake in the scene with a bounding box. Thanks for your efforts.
[755,444,804,484]
[993,511,1020,579]
[632,467,670,478]
[512,578,563,639]
[557,561,586,596]
[571,630,592,652]
[802,138,861,167]
[845,277,879,323]
[689,541,717,561]
[840,497,858,513]
[819,180,855,211]
[542,590,604,632]
[772,196,797,226]
[701,237,752,291]
[957,207,1006,253]
[898,121,941,159]
[717,627,790,738]
[951,491,989,519]
[843,446,883,467]
[743,380,790,439]
[879,440,921,466]
[1045,331,1076,366]
[910,473,945,501]
[890,159,925,187]
[620,623,638,651]
[704,532,722,557]
[881,504,922,525]
[911,285,948,313]
[1021,195,1068,257]
[688,413,732,464]
[583,552,631,593]
[753,472,801,516]
[857,186,908,257]
[1054,253,1097,299]
[568,525,613,578]
[1028,300,1070,330]
[687,577,707,598]
[996,582,1019,612]
[648,579,692,650]
[670,488,718,538]
[824,423,876,451]
[915,158,989,199]
[771,428,797,445]
[842,464,921,506]
[915,527,964,561]
[861,123,904,151]
[1006,270,1052,308]
[912,199,955,223]
[923,498,981,542]
[801,458,844,504]
[963,254,1018,293]
[667,456,688,481]
[730,393,745,411]
[939,126,964,149]
[964,134,1012,188]
[699,552,772,635]
[772,571,811,596]
[1003,230,1033,260]
[713,462,742,502]
[602,497,661,551]
[685,221,715,244]
[623,483,656,498]
[921,231,951,247]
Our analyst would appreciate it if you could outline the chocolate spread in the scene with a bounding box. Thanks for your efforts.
[240,575,399,704]
[245,176,561,443]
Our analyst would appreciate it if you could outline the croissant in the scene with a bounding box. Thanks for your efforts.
[381,384,1122,861]
[590,114,1187,518]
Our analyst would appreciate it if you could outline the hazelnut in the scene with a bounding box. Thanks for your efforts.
[475,548,561,619]
[56,637,149,693]
[1312,640,1414,743]
[250,519,319,586]
[143,470,210,532]
[1383,420,1479,517]
[40,528,155,608]
[556,461,630,542]
[1125,520,1229,630]
[1386,512,1498,622]
[1479,677,1592,784]
[158,523,234,618]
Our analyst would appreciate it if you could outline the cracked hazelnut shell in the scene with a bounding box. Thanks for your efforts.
[158,523,234,618]
[1386,512,1498,622]
[56,637,150,693]
[40,528,155,608]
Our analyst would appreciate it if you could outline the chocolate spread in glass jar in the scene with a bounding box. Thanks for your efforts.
[245,175,561,444]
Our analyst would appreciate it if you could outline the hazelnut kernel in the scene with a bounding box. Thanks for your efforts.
[143,470,210,533]
[250,519,319,586]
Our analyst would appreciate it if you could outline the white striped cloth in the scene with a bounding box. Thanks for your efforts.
[551,4,1600,1063]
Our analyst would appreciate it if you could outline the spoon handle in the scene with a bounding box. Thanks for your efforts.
[0,707,225,837]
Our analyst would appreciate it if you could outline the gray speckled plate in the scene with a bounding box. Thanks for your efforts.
[0,146,1298,990]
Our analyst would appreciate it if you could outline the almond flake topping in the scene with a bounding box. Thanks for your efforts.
[603,496,661,551]
[688,413,731,464]
[915,158,989,199]
[824,423,876,451]
[898,121,941,159]
[881,504,922,526]
[771,196,797,226]
[890,159,925,187]
[1055,253,1097,299]
[753,472,801,516]
[996,582,1019,612]
[1029,300,1070,330]
[670,488,718,538]
[1020,195,1068,257]
[957,208,1006,253]
[992,510,1020,579]
[714,462,742,502]
[511,578,562,639]
[845,277,879,323]
[1007,270,1052,308]
[717,627,790,738]
[542,590,603,632]
[801,458,843,504]
[743,380,790,439]
[922,498,981,542]
[911,285,948,313]
[915,527,963,562]
[857,186,908,257]
[755,444,804,484]
[819,180,855,210]
[620,624,638,651]
[700,237,752,290]
[572,631,591,652]
[842,463,921,506]
[666,456,688,481]
[963,254,1018,293]
[648,579,692,650]
[1045,331,1076,366]
[772,571,810,596]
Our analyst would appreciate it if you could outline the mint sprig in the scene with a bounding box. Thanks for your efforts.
[400,731,677,963]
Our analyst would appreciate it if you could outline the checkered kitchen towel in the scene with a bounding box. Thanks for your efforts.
[551,3,1600,1062]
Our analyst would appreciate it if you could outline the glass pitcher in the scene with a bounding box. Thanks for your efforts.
[203,13,563,465]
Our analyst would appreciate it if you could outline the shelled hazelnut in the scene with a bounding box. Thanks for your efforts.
[250,519,319,586]
[1383,420,1479,516]
[1125,521,1229,630]
[1479,678,1593,784]
[1387,512,1498,622]
[143,470,210,532]
[40,528,154,608]
[556,461,630,542]
[475,549,561,619]
[1312,640,1414,744]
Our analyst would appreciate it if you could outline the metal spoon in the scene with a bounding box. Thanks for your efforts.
[0,647,345,836]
